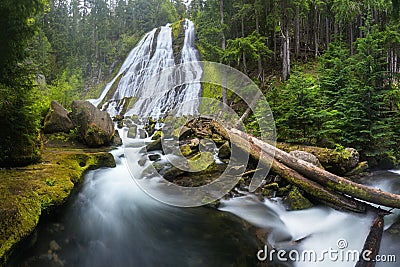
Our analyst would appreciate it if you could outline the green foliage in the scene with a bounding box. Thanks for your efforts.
[222,31,273,70]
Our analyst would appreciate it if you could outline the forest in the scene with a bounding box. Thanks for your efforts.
[1,0,400,168]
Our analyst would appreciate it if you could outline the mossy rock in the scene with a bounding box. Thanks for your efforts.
[145,138,162,152]
[180,144,193,157]
[127,125,138,139]
[187,152,216,173]
[152,130,163,140]
[282,186,313,211]
[218,141,231,159]
[0,148,116,264]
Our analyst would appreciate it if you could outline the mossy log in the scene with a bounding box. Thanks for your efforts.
[226,132,368,213]
[356,213,385,267]
[229,128,400,210]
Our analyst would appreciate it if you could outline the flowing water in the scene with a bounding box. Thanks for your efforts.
[10,20,400,266]
[90,19,202,118]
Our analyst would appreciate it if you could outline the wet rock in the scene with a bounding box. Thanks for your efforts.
[146,138,162,152]
[127,125,137,138]
[138,158,147,166]
[44,100,74,134]
[117,121,123,129]
[187,152,216,172]
[111,131,122,146]
[289,150,323,168]
[112,114,124,122]
[148,154,161,161]
[172,126,192,139]
[212,134,226,146]
[180,144,192,157]
[218,141,231,159]
[49,240,61,251]
[131,114,140,124]
[70,100,115,147]
[282,186,313,211]
[152,130,163,140]
[123,118,134,128]
[189,138,200,148]
[139,129,147,139]
[161,166,185,180]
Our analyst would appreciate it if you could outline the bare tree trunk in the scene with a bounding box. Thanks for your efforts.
[220,0,228,110]
[282,28,290,81]
[314,5,319,57]
[255,0,263,81]
[350,23,354,55]
[295,5,300,57]
[235,90,262,127]
[241,17,248,74]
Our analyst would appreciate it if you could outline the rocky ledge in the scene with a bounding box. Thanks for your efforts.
[0,100,119,265]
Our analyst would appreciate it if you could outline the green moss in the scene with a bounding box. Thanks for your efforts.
[171,19,185,40]
[0,148,115,264]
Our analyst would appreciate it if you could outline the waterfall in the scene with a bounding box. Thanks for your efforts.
[89,19,202,118]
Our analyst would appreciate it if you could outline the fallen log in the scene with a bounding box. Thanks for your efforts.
[229,128,400,210]
[355,212,385,267]
[226,132,368,213]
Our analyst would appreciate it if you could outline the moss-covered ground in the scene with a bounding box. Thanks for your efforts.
[0,135,115,264]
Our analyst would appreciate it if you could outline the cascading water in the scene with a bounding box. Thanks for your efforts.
[90,19,202,118]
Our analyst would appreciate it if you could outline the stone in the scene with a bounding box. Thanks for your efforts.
[138,158,147,166]
[69,100,114,147]
[187,152,216,172]
[49,240,61,251]
[282,186,313,211]
[180,144,192,157]
[148,154,161,161]
[43,101,74,134]
[161,166,185,180]
[289,150,323,168]
[111,131,122,146]
[189,138,200,148]
[139,129,147,139]
[151,130,163,140]
[127,125,137,138]
[145,138,162,152]
[172,126,192,139]
[218,141,231,159]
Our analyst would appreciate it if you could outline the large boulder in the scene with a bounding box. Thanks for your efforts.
[289,150,323,168]
[69,100,115,147]
[43,100,74,134]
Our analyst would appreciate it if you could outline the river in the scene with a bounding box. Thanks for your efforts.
[9,133,400,267]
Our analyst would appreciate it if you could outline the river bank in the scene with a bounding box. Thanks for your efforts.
[0,135,116,264]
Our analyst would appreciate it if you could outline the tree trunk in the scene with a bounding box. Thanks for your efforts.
[355,213,385,267]
[255,0,263,81]
[295,5,300,58]
[229,128,400,209]
[241,17,248,74]
[282,28,290,80]
[213,127,368,213]
[235,90,262,127]
[220,0,228,110]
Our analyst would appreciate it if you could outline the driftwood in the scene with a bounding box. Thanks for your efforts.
[228,128,400,210]
[356,213,385,267]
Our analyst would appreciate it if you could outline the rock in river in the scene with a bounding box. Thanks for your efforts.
[70,100,115,147]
